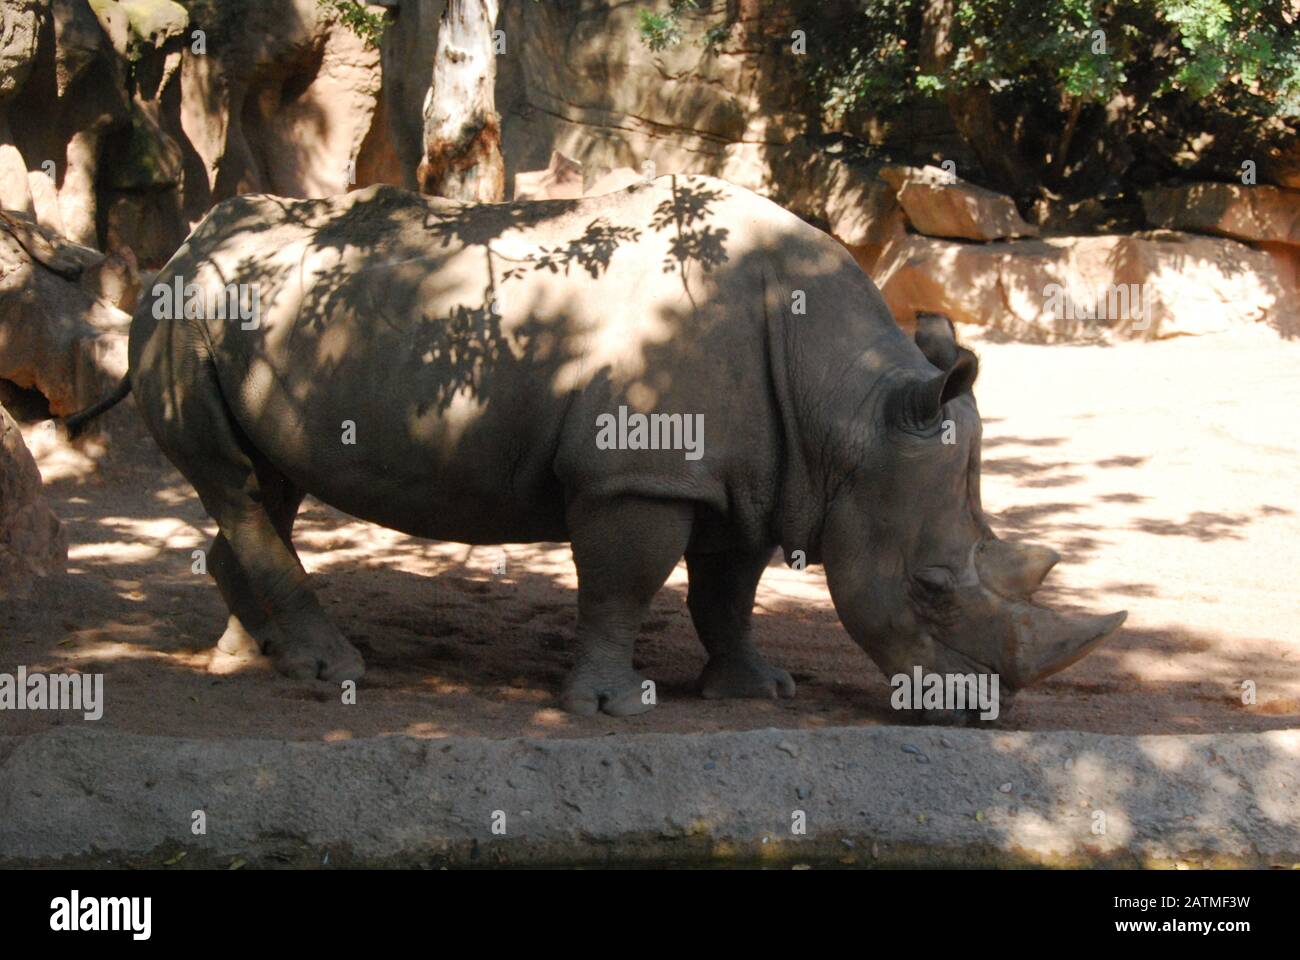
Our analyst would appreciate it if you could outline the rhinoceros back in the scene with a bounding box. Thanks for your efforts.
[131,175,874,545]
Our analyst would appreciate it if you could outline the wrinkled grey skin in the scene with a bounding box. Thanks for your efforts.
[121,175,1124,719]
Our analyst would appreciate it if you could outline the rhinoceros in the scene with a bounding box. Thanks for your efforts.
[68,174,1124,719]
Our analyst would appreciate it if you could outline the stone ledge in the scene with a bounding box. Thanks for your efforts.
[2,724,1297,867]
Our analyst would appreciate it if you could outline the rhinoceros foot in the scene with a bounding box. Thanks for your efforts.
[215,613,271,658]
[699,654,796,701]
[560,664,653,717]
[265,620,366,683]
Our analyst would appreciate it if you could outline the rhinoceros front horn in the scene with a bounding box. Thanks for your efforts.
[1009,605,1127,687]
[976,539,1060,598]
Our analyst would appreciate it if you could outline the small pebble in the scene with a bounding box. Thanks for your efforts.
[998,782,1013,794]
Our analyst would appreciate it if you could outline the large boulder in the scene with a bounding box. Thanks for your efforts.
[1,0,391,268]
[385,1,904,268]
[1256,122,1300,191]
[179,0,385,205]
[0,1,44,102]
[3,0,137,247]
[514,149,584,200]
[881,164,1038,242]
[493,0,805,182]
[1142,182,1300,247]
[0,401,65,599]
[0,0,48,217]
[754,148,905,273]
[873,230,1300,341]
[584,165,645,196]
[0,212,130,417]
[105,0,188,59]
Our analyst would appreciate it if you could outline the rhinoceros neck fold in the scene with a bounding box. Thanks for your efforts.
[759,253,921,561]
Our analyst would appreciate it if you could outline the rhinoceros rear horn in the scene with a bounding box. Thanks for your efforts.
[1010,606,1127,687]
[976,539,1060,598]
[891,348,979,429]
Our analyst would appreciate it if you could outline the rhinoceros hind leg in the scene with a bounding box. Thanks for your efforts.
[208,469,305,663]
[146,359,363,683]
[687,547,796,701]
[210,535,284,658]
[214,612,269,658]
[560,495,693,717]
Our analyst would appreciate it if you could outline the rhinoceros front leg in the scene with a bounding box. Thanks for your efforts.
[560,495,694,717]
[686,547,796,701]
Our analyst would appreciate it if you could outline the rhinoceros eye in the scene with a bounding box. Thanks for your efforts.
[914,567,955,594]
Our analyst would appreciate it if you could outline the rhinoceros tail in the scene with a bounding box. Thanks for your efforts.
[61,375,132,439]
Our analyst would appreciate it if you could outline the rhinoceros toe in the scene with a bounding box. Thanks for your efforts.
[699,655,796,701]
[268,630,366,683]
[560,666,654,717]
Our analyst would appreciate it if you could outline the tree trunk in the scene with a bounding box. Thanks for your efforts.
[417,0,504,202]
[919,0,1036,194]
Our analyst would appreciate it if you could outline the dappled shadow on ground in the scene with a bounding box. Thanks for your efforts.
[5,187,1298,747]
[4,400,1297,743]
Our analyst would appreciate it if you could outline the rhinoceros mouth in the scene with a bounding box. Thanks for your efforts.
[896,633,1009,726]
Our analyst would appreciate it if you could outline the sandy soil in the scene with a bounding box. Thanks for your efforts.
[2,327,1298,741]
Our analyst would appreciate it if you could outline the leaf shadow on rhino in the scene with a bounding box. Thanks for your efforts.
[195,177,737,434]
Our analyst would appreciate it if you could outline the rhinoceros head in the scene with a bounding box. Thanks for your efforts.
[819,314,1125,723]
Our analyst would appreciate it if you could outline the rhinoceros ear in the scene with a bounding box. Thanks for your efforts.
[892,347,979,429]
[914,312,958,370]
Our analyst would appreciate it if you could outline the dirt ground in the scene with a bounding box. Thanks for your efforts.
[2,326,1298,741]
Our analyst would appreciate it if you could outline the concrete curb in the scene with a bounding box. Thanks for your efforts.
[1,725,1297,867]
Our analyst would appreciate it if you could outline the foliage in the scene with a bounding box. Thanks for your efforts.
[318,0,388,48]
[638,1,696,52]
[806,0,1300,126]
[637,1,728,53]
[644,0,1300,190]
